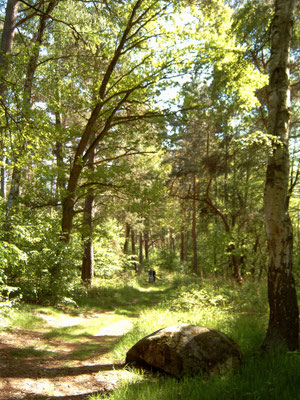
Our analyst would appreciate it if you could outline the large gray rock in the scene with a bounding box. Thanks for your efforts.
[125,324,242,377]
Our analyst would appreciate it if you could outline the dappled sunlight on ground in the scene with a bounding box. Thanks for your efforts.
[0,312,135,399]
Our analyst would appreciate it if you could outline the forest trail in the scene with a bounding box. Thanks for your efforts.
[0,311,136,400]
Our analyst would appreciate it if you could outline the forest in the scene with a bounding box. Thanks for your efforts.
[0,0,299,399]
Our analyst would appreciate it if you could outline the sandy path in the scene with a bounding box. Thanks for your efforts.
[0,314,135,400]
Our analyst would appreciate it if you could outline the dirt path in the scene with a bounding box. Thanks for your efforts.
[0,313,135,400]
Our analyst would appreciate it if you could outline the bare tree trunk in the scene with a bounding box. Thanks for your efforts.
[144,229,149,259]
[0,0,19,198]
[124,223,131,254]
[192,174,199,275]
[81,143,95,286]
[180,225,185,262]
[263,0,299,351]
[131,229,137,272]
[180,205,187,262]
[54,108,66,200]
[231,252,243,285]
[81,190,94,286]
[138,232,143,274]
[0,0,19,96]
[1,159,5,199]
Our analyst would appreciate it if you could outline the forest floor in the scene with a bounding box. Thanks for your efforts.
[0,309,136,400]
[1,276,299,400]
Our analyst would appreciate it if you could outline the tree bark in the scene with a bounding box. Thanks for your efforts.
[131,229,137,272]
[263,0,299,351]
[81,142,95,286]
[0,0,19,97]
[0,0,19,198]
[180,225,185,262]
[230,249,243,285]
[144,229,149,259]
[54,111,66,200]
[180,205,187,262]
[138,232,143,274]
[81,190,94,286]
[192,174,199,275]
[124,223,131,254]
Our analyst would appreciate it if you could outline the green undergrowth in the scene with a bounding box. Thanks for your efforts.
[112,276,269,361]
[74,275,174,316]
[1,273,299,399]
[2,305,46,330]
[92,351,300,400]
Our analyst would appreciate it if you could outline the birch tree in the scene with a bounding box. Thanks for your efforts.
[263,0,299,351]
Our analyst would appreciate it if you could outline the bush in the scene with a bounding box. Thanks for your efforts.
[1,210,82,305]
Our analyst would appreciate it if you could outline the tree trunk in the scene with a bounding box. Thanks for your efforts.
[180,224,185,262]
[192,174,199,275]
[138,232,143,274]
[144,229,149,259]
[0,0,19,198]
[1,159,5,199]
[54,109,66,200]
[81,143,95,286]
[81,191,94,286]
[180,205,187,262]
[0,0,19,96]
[124,223,131,254]
[4,166,21,240]
[131,229,137,272]
[263,0,299,351]
[61,165,81,241]
[231,253,243,285]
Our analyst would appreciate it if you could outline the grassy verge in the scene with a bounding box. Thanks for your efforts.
[89,274,299,400]
[90,351,300,400]
[1,273,299,400]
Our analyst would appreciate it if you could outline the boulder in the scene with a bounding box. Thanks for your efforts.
[125,324,242,378]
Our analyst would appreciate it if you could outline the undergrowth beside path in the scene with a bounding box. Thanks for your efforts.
[0,274,299,400]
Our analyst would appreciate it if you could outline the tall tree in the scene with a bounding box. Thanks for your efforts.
[60,0,174,242]
[0,0,19,197]
[263,0,299,351]
[0,0,19,98]
[4,0,58,235]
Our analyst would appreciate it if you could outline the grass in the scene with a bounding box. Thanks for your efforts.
[9,346,56,358]
[1,273,299,400]
[75,275,174,317]
[44,313,129,340]
[111,277,269,361]
[8,306,46,330]
[88,274,299,400]
[92,352,300,400]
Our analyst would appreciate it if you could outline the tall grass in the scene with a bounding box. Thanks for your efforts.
[97,351,300,400]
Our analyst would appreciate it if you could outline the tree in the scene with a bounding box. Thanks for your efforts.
[60,0,176,242]
[81,145,95,286]
[262,0,299,351]
[0,0,19,197]
[4,0,58,238]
